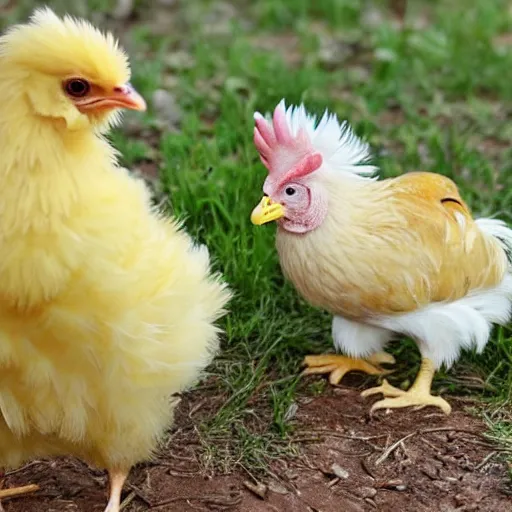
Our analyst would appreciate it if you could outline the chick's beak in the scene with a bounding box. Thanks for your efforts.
[77,83,146,113]
[251,196,285,225]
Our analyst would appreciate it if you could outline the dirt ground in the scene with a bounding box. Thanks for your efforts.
[3,381,511,512]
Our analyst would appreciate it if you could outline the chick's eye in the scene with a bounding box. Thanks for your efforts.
[285,187,296,196]
[64,79,90,98]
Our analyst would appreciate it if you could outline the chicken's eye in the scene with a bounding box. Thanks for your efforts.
[285,187,296,196]
[64,79,90,98]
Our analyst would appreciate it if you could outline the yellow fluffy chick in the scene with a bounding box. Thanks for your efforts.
[0,8,231,512]
[251,100,512,415]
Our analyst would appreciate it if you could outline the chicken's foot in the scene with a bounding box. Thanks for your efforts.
[361,357,451,415]
[0,469,39,511]
[104,469,129,512]
[302,352,395,385]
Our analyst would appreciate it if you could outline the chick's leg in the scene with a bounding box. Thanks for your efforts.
[303,352,395,385]
[362,357,451,415]
[104,469,129,512]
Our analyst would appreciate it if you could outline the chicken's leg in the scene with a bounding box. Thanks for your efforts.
[361,357,451,414]
[302,352,395,385]
[104,469,129,512]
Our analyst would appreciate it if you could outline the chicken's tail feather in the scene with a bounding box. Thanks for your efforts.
[475,217,512,268]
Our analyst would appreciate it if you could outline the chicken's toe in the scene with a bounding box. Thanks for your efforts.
[366,351,396,366]
[303,354,392,385]
[369,391,452,415]
[360,379,405,399]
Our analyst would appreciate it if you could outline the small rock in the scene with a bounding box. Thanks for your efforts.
[362,6,386,28]
[354,486,377,499]
[330,463,349,480]
[421,463,440,480]
[318,38,352,69]
[243,480,267,500]
[345,500,366,512]
[439,505,458,512]
[378,479,407,491]
[432,480,451,492]
[161,74,180,90]
[112,0,134,20]
[284,402,298,422]
[364,498,378,509]
[165,51,196,71]
[202,1,239,36]
[268,480,288,495]
[151,89,183,128]
[454,488,486,507]
[374,47,397,62]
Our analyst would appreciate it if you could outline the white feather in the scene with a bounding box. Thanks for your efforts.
[331,216,512,369]
[476,217,512,265]
[332,315,394,357]
[369,273,512,369]
[268,99,378,178]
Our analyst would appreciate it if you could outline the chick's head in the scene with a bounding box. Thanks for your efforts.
[250,100,377,234]
[0,7,145,132]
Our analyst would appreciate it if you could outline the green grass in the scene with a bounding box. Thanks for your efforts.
[4,0,512,473]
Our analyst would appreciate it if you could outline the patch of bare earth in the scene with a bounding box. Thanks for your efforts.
[3,382,511,512]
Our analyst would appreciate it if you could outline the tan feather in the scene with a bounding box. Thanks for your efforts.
[276,171,508,320]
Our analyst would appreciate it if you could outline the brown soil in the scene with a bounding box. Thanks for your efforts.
[3,384,511,512]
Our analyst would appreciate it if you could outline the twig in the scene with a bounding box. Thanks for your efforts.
[300,429,389,442]
[420,437,441,452]
[127,483,153,507]
[149,491,242,510]
[361,457,376,480]
[167,469,202,477]
[327,477,340,488]
[120,491,136,510]
[376,433,416,465]
[290,436,325,444]
[188,398,207,418]
[375,427,487,466]
[475,451,497,471]
[462,439,512,453]
[420,427,481,436]
[0,484,40,500]
[5,462,43,477]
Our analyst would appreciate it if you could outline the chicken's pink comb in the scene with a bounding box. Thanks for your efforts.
[253,101,322,186]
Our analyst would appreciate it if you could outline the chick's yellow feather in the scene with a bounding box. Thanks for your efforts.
[0,8,231,507]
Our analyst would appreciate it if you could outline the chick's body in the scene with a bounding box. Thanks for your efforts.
[0,142,226,471]
[251,101,512,414]
[0,9,230,511]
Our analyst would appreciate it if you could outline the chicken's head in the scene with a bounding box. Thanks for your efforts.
[0,8,145,132]
[250,100,376,234]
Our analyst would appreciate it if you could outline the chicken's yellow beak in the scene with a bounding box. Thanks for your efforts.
[251,196,285,225]
[77,83,146,113]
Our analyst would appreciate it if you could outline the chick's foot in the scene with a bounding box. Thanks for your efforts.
[104,469,129,512]
[302,352,395,385]
[362,358,452,415]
